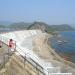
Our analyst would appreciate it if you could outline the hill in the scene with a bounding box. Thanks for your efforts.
[48,24,75,31]
[9,22,31,30]
[27,22,48,32]
[0,21,74,33]
[0,21,12,25]
[27,22,75,33]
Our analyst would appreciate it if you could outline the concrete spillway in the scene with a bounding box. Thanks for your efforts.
[0,30,73,75]
[0,30,53,74]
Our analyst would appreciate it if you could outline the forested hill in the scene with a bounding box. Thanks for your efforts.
[9,22,31,29]
[48,24,75,31]
[0,22,75,32]
[28,22,75,31]
[27,22,48,32]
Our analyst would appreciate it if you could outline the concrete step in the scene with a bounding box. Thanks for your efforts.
[48,73,72,75]
[46,67,61,73]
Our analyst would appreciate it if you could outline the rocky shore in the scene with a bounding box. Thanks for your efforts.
[32,32,75,74]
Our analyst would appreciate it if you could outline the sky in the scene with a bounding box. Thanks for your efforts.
[0,0,75,25]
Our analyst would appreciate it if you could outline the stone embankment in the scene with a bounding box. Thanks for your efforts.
[32,32,75,75]
[0,30,75,75]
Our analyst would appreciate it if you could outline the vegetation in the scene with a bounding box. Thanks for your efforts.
[0,22,74,34]
[47,27,55,34]
[0,25,6,28]
[47,24,75,34]
[48,24,75,31]
[8,22,31,30]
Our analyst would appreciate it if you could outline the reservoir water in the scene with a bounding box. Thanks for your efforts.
[50,31,75,63]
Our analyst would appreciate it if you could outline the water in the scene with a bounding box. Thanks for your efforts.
[50,31,75,63]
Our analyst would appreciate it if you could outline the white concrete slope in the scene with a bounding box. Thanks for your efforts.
[0,30,61,74]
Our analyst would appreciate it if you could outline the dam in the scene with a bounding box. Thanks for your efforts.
[0,30,74,75]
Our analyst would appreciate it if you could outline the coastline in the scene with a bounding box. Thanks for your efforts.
[0,30,75,74]
[32,32,75,74]
[47,34,75,67]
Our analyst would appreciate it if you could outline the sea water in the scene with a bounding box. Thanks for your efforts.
[50,31,75,63]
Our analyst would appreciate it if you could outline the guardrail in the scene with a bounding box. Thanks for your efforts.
[16,46,46,75]
[0,34,73,75]
[0,35,47,75]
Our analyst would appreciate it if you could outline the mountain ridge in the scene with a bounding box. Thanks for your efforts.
[0,21,74,32]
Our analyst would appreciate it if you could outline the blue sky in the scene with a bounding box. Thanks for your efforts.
[0,0,75,25]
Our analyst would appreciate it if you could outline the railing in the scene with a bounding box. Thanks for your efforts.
[15,45,46,75]
[0,39,14,70]
[0,34,72,75]
[0,35,47,75]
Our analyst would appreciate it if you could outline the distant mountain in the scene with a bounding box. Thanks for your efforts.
[9,22,31,30]
[0,25,6,28]
[70,24,75,28]
[48,24,75,31]
[27,22,75,32]
[0,21,12,25]
[0,21,74,32]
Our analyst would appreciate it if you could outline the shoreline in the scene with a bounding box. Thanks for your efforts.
[32,32,75,74]
[0,30,75,74]
[46,33,75,68]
